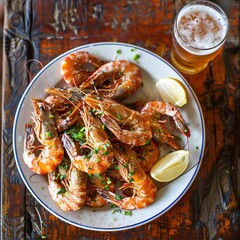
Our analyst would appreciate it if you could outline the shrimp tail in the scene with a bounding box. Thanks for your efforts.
[96,189,122,207]
[173,114,191,137]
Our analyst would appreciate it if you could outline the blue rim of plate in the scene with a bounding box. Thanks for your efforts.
[13,42,205,231]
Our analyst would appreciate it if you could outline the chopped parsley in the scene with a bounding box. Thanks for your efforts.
[112,209,122,214]
[102,142,110,149]
[128,171,134,177]
[58,159,69,170]
[59,174,66,180]
[116,113,122,120]
[145,140,150,146]
[129,178,133,183]
[115,195,122,200]
[101,180,106,186]
[45,131,52,138]
[103,151,109,156]
[57,187,66,195]
[87,152,93,158]
[66,124,86,143]
[95,173,102,178]
[106,178,112,185]
[123,163,128,168]
[124,211,132,216]
[133,54,140,62]
[94,147,99,154]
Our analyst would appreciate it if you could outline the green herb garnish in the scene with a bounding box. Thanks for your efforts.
[129,178,133,183]
[94,147,99,154]
[106,178,112,184]
[124,211,132,216]
[128,171,134,177]
[115,195,122,200]
[101,180,107,186]
[112,209,122,214]
[45,131,52,138]
[116,113,122,120]
[59,174,66,180]
[57,187,66,195]
[66,124,86,143]
[58,160,69,170]
[145,140,150,146]
[133,54,140,62]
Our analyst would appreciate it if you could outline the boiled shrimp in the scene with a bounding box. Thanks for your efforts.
[97,144,157,210]
[141,101,191,138]
[80,60,142,99]
[48,159,87,211]
[23,99,64,174]
[61,51,105,86]
[62,105,114,174]
[83,96,152,146]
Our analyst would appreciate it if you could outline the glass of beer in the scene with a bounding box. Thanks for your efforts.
[170,0,229,75]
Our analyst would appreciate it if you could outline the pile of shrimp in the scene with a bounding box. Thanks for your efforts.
[23,51,191,212]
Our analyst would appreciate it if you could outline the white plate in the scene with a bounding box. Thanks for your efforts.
[13,42,205,231]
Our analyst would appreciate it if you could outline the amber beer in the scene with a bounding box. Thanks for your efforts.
[170,0,228,74]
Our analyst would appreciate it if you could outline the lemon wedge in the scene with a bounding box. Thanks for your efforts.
[156,77,187,107]
[150,150,189,182]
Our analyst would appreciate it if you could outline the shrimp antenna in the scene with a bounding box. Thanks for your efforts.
[180,134,190,151]
[25,65,36,98]
[24,59,51,88]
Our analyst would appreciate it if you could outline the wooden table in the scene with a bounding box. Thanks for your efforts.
[1,0,239,239]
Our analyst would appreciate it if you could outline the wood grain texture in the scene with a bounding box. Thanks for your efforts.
[1,0,239,239]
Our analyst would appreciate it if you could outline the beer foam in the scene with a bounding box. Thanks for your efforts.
[177,5,228,50]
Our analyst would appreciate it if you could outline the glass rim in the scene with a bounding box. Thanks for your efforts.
[175,0,229,51]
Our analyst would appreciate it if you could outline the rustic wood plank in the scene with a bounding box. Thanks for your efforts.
[1,1,35,239]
